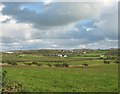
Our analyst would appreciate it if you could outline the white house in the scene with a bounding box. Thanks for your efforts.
[6,51,13,54]
[64,55,67,58]
[58,54,67,57]
[83,51,86,54]
[58,54,63,57]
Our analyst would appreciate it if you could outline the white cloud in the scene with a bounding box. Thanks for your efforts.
[85,39,118,49]
[1,2,118,51]
[93,3,118,38]
[2,2,104,27]
[2,22,32,39]
[0,4,10,22]
[0,3,4,11]
[43,0,53,5]
[83,26,94,31]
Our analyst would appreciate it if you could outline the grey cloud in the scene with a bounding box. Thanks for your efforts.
[2,36,16,43]
[2,2,102,28]
[1,2,118,51]
[84,39,118,49]
[91,3,118,40]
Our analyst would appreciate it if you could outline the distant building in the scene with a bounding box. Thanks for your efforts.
[58,54,63,57]
[64,55,67,58]
[5,51,13,54]
[83,51,86,54]
[58,54,67,57]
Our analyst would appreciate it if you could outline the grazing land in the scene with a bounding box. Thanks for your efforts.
[1,49,119,92]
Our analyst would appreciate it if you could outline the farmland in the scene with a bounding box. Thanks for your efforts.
[0,49,119,92]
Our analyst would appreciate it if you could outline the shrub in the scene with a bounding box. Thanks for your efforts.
[2,61,4,63]
[114,60,119,64]
[24,63,27,65]
[7,61,17,65]
[2,71,22,93]
[62,63,69,67]
[36,63,42,66]
[24,63,31,65]
[28,63,32,65]
[6,61,12,64]
[103,60,110,64]
[54,63,69,67]
[2,71,7,80]
[11,62,18,65]
[2,79,23,92]
[82,63,88,67]
[54,64,63,67]
[32,61,38,65]
[47,64,52,67]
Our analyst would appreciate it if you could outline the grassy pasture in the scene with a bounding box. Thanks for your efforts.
[2,53,116,67]
[2,64,118,92]
[1,49,119,92]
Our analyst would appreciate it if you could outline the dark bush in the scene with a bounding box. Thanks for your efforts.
[6,61,12,64]
[24,63,27,65]
[62,63,69,67]
[32,61,38,65]
[54,64,63,67]
[103,60,110,64]
[2,61,4,63]
[11,62,18,65]
[36,63,42,66]
[82,63,89,67]
[54,63,69,67]
[47,64,52,67]
[114,60,119,64]
[7,61,17,65]
[28,63,32,65]
[24,63,31,65]
[2,71,7,80]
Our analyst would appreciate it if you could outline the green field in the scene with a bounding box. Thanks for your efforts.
[1,49,119,92]
[2,64,118,92]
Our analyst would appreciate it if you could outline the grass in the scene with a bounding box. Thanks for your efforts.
[1,49,119,92]
[2,64,118,92]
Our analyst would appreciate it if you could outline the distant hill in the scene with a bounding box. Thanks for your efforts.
[2,48,119,57]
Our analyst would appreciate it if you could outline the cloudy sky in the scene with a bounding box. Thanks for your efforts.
[0,0,118,51]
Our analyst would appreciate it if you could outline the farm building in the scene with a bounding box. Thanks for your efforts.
[83,51,86,54]
[5,51,13,54]
[64,55,67,58]
[58,54,67,57]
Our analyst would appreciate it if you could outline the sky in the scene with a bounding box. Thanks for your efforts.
[0,0,119,51]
